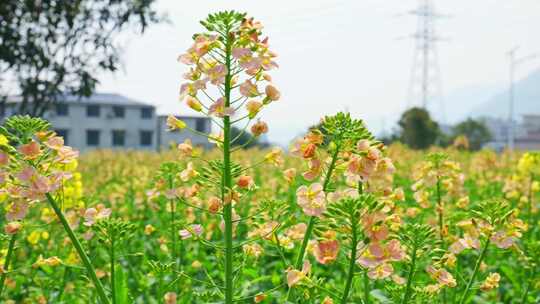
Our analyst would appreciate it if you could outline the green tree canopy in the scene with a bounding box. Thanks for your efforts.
[398,107,440,149]
[0,0,162,116]
[452,118,492,150]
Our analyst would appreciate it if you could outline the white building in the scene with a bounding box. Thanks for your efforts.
[2,93,212,152]
[482,115,540,151]
[157,115,213,150]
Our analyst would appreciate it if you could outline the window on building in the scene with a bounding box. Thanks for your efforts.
[141,107,153,119]
[195,118,207,132]
[112,130,126,146]
[87,105,100,117]
[140,130,153,146]
[86,130,100,146]
[0,103,5,117]
[112,106,125,118]
[55,129,69,145]
[56,103,69,116]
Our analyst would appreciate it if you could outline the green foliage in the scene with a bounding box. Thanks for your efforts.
[0,115,50,145]
[199,159,244,189]
[114,267,130,304]
[427,152,449,167]
[200,11,246,33]
[322,112,374,142]
[0,0,162,115]
[398,223,437,255]
[398,107,440,149]
[452,118,492,150]
[325,194,382,240]
[93,218,136,248]
[470,199,514,227]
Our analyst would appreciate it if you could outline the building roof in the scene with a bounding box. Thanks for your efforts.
[7,93,153,107]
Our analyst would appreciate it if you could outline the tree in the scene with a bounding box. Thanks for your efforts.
[398,107,440,149]
[452,118,492,150]
[0,0,162,116]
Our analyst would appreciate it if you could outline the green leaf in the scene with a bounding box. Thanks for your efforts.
[114,265,130,304]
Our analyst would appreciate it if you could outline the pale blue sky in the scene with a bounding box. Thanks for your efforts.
[98,0,540,144]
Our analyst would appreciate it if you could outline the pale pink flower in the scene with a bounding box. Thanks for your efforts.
[286,223,307,240]
[264,84,280,101]
[357,139,371,151]
[251,121,268,136]
[45,136,64,150]
[368,263,393,280]
[18,141,41,159]
[55,146,79,164]
[206,64,227,85]
[296,183,326,217]
[83,205,112,226]
[0,152,9,166]
[4,221,22,235]
[179,224,203,240]
[180,162,198,182]
[426,265,456,287]
[6,201,29,221]
[302,158,322,181]
[208,98,235,117]
[313,239,340,264]
[362,212,389,241]
[177,139,193,157]
[286,260,311,287]
[232,47,252,59]
[283,168,297,184]
[246,100,263,118]
[480,272,500,291]
[239,80,260,97]
[490,231,515,249]
[449,233,480,254]
[164,292,177,304]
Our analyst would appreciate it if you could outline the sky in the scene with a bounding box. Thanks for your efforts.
[97,0,540,145]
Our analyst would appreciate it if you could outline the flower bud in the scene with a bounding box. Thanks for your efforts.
[185,96,203,112]
[251,121,268,137]
[265,84,280,101]
[4,222,22,235]
[166,116,187,131]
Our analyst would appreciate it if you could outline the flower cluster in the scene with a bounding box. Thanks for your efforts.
[0,118,79,231]
[411,153,466,209]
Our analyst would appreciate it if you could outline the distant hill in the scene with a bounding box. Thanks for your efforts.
[440,84,501,123]
[470,68,540,120]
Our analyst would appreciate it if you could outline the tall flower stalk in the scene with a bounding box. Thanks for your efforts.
[175,11,281,303]
[0,232,18,297]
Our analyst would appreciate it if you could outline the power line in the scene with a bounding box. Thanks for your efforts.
[405,0,448,121]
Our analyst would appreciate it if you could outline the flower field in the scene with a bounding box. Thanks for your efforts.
[1,10,539,304]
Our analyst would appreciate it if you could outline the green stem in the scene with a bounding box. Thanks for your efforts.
[168,175,179,275]
[57,267,70,302]
[46,193,110,304]
[401,244,418,304]
[363,271,370,304]
[341,229,358,304]
[458,237,491,304]
[520,267,535,304]
[0,233,17,298]
[222,24,234,304]
[436,177,447,304]
[287,144,342,302]
[110,239,116,304]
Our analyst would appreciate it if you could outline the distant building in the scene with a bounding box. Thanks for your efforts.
[157,115,212,149]
[2,93,212,152]
[482,115,540,151]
